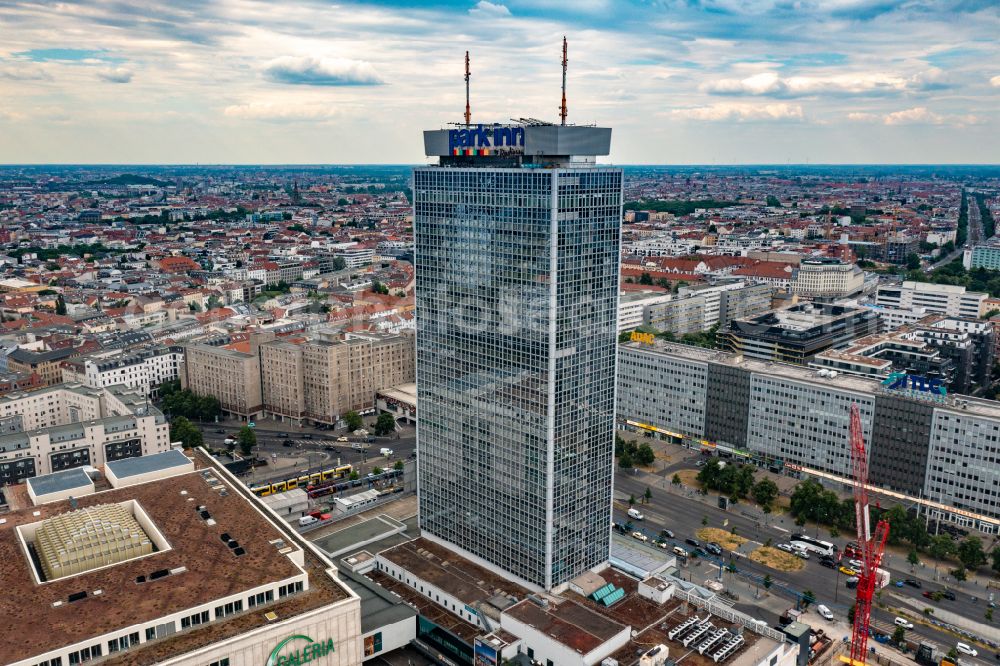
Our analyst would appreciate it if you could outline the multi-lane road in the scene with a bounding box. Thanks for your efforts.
[614,458,997,663]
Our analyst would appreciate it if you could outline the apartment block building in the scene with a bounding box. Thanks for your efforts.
[618,340,1000,531]
[618,281,771,335]
[0,383,171,484]
[180,344,263,419]
[876,280,987,319]
[61,345,184,396]
[185,331,415,425]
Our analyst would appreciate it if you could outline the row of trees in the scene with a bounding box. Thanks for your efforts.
[159,381,222,422]
[695,458,780,510]
[789,479,1000,577]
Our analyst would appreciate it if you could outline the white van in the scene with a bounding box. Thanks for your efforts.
[894,617,914,629]
[380,447,394,457]
[627,508,644,520]
[298,515,318,527]
[817,605,834,620]
[672,546,689,558]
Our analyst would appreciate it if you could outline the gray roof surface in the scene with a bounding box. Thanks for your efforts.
[339,568,416,633]
[27,468,93,497]
[106,448,191,479]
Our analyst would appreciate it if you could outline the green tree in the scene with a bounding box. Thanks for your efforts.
[206,294,223,310]
[644,487,652,503]
[638,272,654,285]
[374,412,396,436]
[801,590,815,609]
[188,301,202,312]
[619,450,634,469]
[702,515,708,526]
[169,416,203,449]
[393,460,404,471]
[672,473,682,486]
[987,608,994,622]
[349,470,360,480]
[237,425,256,456]
[907,550,920,567]
[905,253,921,270]
[344,410,364,431]
[628,494,636,507]
[950,567,967,582]
[751,478,779,509]
[991,547,1000,574]
[957,536,987,571]
[892,626,906,646]
[55,295,67,315]
[763,574,772,589]
[373,466,383,475]
[766,195,781,207]
[636,443,656,466]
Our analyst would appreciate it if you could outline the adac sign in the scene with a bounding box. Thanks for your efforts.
[881,372,947,398]
[265,634,335,666]
[448,124,524,156]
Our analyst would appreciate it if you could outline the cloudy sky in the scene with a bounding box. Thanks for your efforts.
[0,0,998,164]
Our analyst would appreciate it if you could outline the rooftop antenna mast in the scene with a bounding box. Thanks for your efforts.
[559,36,568,125]
[464,50,472,127]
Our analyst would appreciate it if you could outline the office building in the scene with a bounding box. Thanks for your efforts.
[963,242,1000,270]
[618,281,771,336]
[415,122,621,591]
[718,302,881,364]
[789,257,864,299]
[8,347,81,387]
[617,339,1000,531]
[0,384,171,485]
[876,280,987,319]
[881,233,919,265]
[1,448,364,666]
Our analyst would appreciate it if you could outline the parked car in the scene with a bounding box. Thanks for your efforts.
[794,550,810,560]
[903,579,922,589]
[922,590,934,599]
[839,566,857,576]
[817,605,834,620]
[705,542,723,556]
[693,548,708,557]
[848,559,863,569]
[956,643,978,657]
[632,531,648,542]
[776,543,794,553]
[894,617,914,630]
[820,558,837,569]
[660,529,675,539]
[695,459,706,467]
[686,538,701,548]
[336,436,349,442]
[941,589,956,601]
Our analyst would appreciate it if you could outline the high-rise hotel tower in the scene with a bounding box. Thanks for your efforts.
[414,123,622,591]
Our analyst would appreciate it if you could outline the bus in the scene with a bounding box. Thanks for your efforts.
[790,533,837,558]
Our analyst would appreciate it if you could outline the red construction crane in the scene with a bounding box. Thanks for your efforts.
[845,404,890,666]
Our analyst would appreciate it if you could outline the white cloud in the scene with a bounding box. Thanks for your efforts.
[98,67,133,83]
[469,1,511,17]
[670,102,803,122]
[263,56,383,86]
[0,63,51,81]
[223,102,338,122]
[848,107,982,126]
[702,69,951,98]
[991,75,1000,87]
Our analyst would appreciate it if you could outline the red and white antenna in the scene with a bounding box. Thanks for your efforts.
[559,36,568,125]
[464,51,472,127]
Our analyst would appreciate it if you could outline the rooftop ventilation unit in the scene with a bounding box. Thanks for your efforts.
[711,634,745,663]
[682,621,714,648]
[668,616,700,641]
[697,629,730,655]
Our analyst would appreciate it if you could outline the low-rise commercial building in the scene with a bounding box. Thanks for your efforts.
[617,339,1000,530]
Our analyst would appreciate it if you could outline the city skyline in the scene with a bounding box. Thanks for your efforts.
[1,0,998,164]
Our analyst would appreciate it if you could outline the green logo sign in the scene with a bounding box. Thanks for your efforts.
[265,634,335,666]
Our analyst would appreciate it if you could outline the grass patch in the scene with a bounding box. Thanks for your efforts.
[696,527,748,551]
[749,546,805,572]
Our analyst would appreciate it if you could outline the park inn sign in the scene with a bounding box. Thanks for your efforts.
[265,634,335,666]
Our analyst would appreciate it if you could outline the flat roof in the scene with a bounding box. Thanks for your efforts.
[26,468,93,498]
[505,597,626,656]
[0,449,351,665]
[105,448,192,479]
[378,536,530,606]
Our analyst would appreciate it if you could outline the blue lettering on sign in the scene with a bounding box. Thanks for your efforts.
[881,372,946,396]
[448,124,524,152]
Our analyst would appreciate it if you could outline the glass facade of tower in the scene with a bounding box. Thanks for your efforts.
[414,167,622,590]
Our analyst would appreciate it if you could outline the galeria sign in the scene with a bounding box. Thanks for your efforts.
[265,634,335,666]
